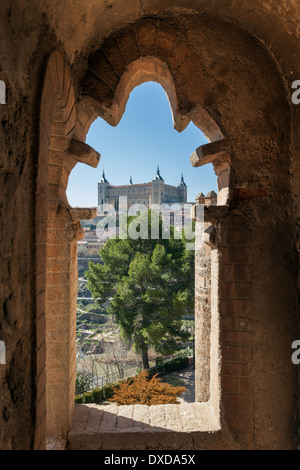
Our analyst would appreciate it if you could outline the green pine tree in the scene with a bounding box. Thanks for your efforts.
[86,209,194,369]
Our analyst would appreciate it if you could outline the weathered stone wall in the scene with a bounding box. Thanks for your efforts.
[36,50,99,448]
[0,0,299,450]
[195,241,212,403]
[77,13,297,449]
[0,2,47,450]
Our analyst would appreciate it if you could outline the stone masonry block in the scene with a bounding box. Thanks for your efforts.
[133,18,157,57]
[84,70,114,105]
[223,393,252,412]
[220,299,252,317]
[115,26,140,65]
[221,344,251,362]
[221,264,251,283]
[220,282,252,300]
[222,376,250,395]
[221,316,251,331]
[155,21,179,60]
[224,411,252,432]
[222,361,250,377]
[221,330,250,347]
[101,36,127,77]
[89,51,119,91]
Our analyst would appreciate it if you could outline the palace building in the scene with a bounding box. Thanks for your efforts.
[98,166,187,210]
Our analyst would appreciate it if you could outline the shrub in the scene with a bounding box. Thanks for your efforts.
[170,356,189,371]
[109,370,187,405]
[147,366,158,379]
[155,356,163,365]
[74,388,103,404]
[92,388,103,403]
[75,372,93,395]
[102,382,120,399]
[156,364,164,375]
[124,376,134,385]
[163,361,173,373]
[75,395,84,404]
[83,391,93,403]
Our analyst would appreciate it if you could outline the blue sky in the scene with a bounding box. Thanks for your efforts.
[67,82,217,207]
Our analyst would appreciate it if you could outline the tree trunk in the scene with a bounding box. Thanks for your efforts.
[141,343,149,370]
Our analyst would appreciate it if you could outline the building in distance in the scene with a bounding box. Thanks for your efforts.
[98,166,187,210]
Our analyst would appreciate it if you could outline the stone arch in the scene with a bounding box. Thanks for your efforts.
[66,15,296,449]
[78,18,224,142]
[36,12,296,450]
[35,50,99,449]
[73,27,228,428]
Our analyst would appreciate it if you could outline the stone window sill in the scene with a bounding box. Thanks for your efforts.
[66,402,221,450]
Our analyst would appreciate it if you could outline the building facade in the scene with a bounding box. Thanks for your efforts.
[98,167,187,210]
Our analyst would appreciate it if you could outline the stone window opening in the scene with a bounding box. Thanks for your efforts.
[69,77,217,393]
[70,56,229,446]
[37,47,234,451]
[0,5,292,452]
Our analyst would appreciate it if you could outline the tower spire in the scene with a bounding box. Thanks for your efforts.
[154,165,164,180]
[179,173,186,186]
[100,169,109,184]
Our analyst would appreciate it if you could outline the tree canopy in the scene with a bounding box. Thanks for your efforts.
[86,209,194,368]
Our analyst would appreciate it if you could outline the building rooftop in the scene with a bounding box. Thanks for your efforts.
[99,170,109,184]
[206,190,217,197]
[179,174,187,187]
[153,166,164,181]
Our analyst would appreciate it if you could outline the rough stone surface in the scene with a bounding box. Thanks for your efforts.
[67,403,223,450]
